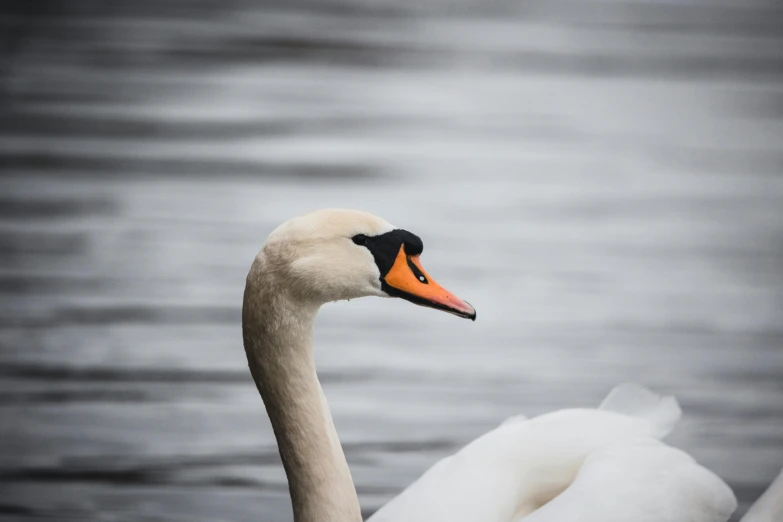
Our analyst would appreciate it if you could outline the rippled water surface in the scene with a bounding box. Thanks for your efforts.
[1,1,782,520]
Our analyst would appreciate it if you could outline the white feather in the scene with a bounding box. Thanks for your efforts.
[599,382,682,438]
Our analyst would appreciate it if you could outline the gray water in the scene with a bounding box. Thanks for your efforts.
[1,1,782,520]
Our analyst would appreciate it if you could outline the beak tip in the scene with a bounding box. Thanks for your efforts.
[463,301,477,321]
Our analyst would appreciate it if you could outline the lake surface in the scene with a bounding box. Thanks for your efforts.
[1,0,782,520]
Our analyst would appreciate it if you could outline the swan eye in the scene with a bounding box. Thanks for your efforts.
[406,256,428,284]
[352,234,368,246]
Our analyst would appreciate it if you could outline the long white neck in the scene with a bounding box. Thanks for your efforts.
[242,255,362,522]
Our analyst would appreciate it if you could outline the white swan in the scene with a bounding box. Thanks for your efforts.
[241,208,777,522]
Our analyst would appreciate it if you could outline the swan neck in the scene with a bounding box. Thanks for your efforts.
[242,258,361,522]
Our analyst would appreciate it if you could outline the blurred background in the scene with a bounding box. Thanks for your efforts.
[1,0,782,520]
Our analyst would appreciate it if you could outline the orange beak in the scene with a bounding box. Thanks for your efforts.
[382,245,476,320]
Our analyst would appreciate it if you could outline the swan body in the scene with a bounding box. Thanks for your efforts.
[241,209,775,522]
[369,383,735,522]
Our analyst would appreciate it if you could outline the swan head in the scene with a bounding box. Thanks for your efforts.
[260,209,476,320]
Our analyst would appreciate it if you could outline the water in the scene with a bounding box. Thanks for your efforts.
[1,1,782,520]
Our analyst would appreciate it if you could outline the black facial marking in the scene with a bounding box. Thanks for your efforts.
[358,228,423,278]
[357,228,475,320]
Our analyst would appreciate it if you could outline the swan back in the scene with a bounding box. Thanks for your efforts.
[369,384,689,522]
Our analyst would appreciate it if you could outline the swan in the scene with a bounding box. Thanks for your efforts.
[241,208,778,522]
